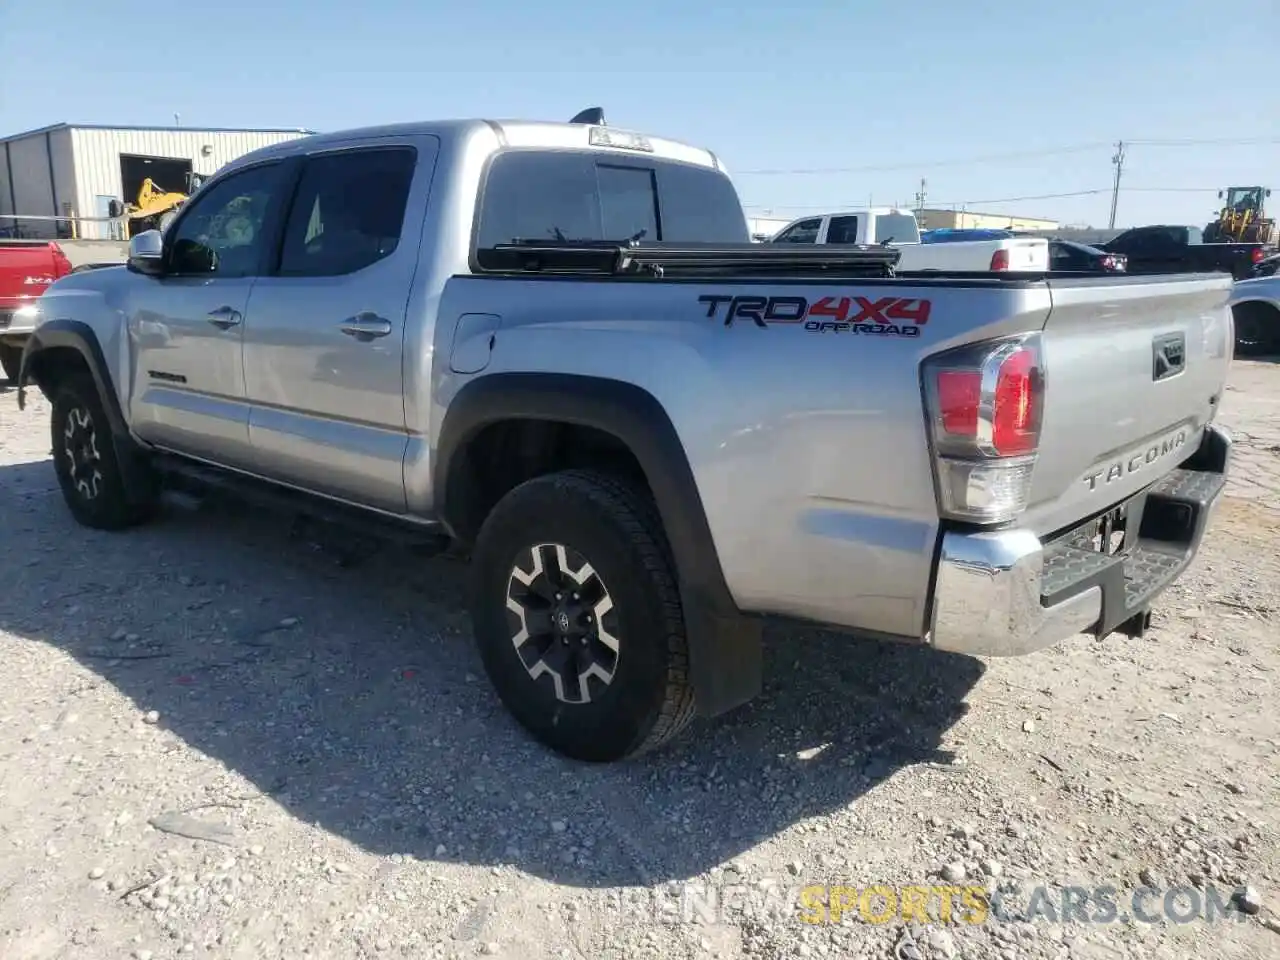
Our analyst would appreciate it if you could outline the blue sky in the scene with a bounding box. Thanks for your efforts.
[2,0,1277,227]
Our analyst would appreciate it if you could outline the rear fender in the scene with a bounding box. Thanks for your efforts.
[436,372,764,718]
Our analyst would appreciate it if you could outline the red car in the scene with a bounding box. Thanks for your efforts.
[0,239,74,382]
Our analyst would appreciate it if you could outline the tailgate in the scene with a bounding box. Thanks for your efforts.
[1000,239,1048,271]
[1023,273,1233,536]
[0,242,58,307]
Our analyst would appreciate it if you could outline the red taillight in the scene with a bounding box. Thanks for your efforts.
[937,371,981,436]
[989,248,1010,271]
[934,346,1041,456]
[924,335,1044,523]
[991,347,1039,455]
[1252,247,1265,264]
[50,242,73,278]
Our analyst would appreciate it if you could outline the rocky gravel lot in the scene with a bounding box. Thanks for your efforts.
[0,362,1277,960]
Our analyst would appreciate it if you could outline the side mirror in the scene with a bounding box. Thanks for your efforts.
[126,230,166,276]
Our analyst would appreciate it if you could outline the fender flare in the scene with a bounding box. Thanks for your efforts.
[18,319,127,435]
[436,372,763,717]
[19,319,154,504]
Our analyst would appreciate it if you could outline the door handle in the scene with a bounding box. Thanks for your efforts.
[207,306,242,330]
[338,312,393,342]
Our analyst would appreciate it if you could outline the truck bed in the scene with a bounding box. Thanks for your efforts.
[444,248,1233,639]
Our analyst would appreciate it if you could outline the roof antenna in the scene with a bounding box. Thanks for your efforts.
[569,107,605,126]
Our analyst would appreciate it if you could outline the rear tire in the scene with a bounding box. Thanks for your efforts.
[1233,301,1280,356]
[50,375,158,530]
[469,469,696,762]
[0,342,21,384]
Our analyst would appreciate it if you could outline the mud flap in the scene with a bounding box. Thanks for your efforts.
[685,602,763,717]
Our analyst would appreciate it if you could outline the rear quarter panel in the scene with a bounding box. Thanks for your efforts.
[0,243,58,309]
[434,275,1054,639]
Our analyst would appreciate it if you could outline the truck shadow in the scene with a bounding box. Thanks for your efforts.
[0,458,983,888]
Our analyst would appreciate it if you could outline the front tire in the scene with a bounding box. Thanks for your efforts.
[50,376,157,530]
[469,470,696,762]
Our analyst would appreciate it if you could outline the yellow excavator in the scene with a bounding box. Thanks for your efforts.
[1204,186,1277,245]
[111,172,208,236]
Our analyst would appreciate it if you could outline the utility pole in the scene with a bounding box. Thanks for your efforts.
[1108,140,1125,229]
[914,178,928,229]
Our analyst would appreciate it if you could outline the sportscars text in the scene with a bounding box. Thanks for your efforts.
[698,294,932,338]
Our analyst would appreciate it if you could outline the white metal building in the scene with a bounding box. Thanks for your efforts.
[0,123,312,240]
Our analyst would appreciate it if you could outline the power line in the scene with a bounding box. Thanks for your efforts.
[733,143,1110,176]
[1128,136,1280,146]
[732,136,1280,177]
[740,185,1231,213]
[743,189,1108,211]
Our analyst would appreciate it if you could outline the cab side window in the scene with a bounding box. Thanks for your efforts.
[278,148,417,277]
[827,216,860,244]
[167,162,282,277]
[773,218,821,243]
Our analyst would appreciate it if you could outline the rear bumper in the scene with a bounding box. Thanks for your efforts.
[929,423,1231,657]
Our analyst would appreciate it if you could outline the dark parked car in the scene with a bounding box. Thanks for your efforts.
[1251,251,1280,278]
[1097,225,1271,280]
[1049,239,1126,273]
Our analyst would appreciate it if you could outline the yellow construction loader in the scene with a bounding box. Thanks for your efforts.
[1204,186,1277,245]
[111,172,208,236]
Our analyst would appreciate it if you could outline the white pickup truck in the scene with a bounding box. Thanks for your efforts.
[770,208,1050,272]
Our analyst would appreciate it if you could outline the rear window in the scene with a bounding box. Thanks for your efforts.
[475,150,747,263]
[872,213,920,244]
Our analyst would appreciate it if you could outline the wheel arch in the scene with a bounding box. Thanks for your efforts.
[18,319,128,436]
[436,372,763,717]
[20,319,156,506]
[1230,297,1280,353]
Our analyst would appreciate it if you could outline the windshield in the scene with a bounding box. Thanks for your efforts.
[872,212,920,244]
[1225,187,1262,210]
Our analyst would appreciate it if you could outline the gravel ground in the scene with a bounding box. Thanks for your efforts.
[0,362,1277,960]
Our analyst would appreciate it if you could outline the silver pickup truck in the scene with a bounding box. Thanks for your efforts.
[17,111,1234,762]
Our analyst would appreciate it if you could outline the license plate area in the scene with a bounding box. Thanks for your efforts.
[1089,505,1127,555]
[1066,496,1144,558]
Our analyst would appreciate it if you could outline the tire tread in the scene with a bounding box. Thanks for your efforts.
[52,373,155,530]
[548,469,697,757]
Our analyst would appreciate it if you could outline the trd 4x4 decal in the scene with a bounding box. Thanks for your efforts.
[697,294,931,337]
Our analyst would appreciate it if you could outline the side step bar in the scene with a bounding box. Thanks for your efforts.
[153,454,453,556]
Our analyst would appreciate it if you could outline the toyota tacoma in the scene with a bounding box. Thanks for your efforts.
[16,111,1234,761]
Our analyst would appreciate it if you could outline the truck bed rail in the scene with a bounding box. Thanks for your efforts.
[479,240,902,278]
